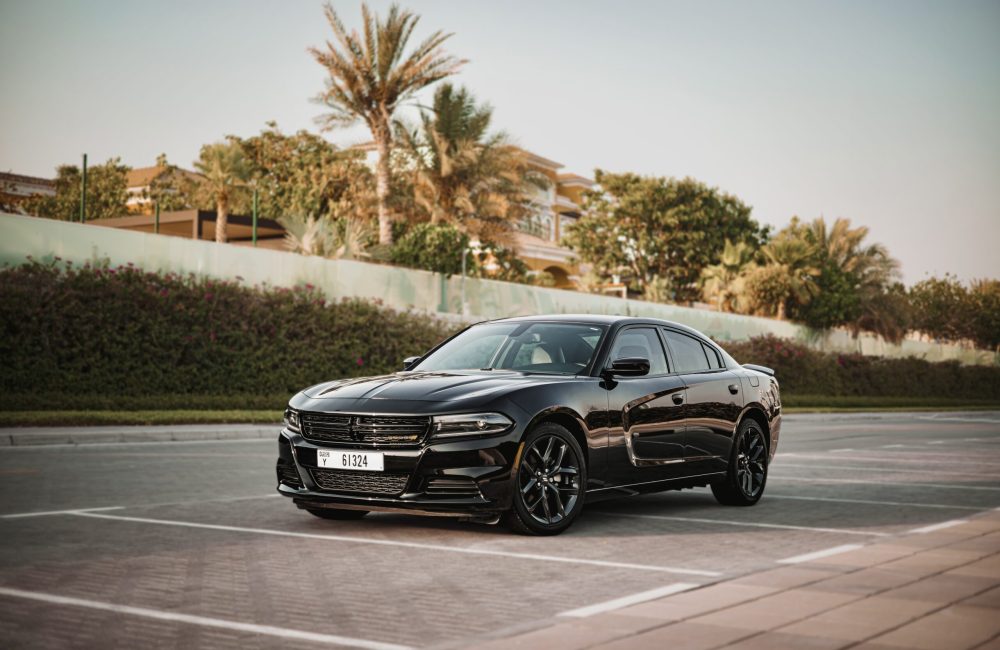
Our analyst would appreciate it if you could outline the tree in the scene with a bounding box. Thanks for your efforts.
[565,171,768,302]
[909,275,970,342]
[700,239,755,311]
[309,2,466,246]
[233,122,375,224]
[968,279,1000,351]
[741,234,820,319]
[24,158,129,221]
[389,222,471,275]
[791,217,899,331]
[192,142,251,243]
[395,83,548,245]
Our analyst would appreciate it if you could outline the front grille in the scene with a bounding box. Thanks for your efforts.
[300,412,430,446]
[311,468,410,495]
[424,477,483,498]
[276,461,303,488]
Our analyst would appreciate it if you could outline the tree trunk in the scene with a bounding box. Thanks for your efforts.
[776,301,786,320]
[375,135,393,246]
[216,195,228,243]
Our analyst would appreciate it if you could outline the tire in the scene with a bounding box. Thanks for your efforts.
[306,508,369,520]
[506,422,587,535]
[711,418,768,506]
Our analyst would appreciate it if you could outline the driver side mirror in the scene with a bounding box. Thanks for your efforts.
[402,356,421,370]
[606,357,650,377]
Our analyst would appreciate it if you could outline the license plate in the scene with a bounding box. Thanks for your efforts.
[316,449,384,472]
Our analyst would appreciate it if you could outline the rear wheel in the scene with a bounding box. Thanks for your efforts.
[306,508,368,520]
[506,423,586,535]
[711,418,768,506]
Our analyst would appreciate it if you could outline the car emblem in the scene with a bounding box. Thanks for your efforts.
[351,416,363,441]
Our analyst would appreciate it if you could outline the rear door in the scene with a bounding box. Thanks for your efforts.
[604,326,688,485]
[661,328,744,474]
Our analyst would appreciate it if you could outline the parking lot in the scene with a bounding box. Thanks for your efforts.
[1,411,999,649]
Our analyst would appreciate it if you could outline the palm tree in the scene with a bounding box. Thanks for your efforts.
[193,142,251,243]
[309,2,466,246]
[395,83,548,245]
[701,239,755,311]
[744,235,820,319]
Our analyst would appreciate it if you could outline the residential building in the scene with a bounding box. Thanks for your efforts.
[125,163,201,214]
[513,150,592,288]
[0,171,55,213]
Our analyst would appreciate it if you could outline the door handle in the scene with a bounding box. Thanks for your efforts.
[728,384,739,395]
[672,393,685,405]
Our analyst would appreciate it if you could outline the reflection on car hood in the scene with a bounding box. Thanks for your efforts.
[301,370,561,402]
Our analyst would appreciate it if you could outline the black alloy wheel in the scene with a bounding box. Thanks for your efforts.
[507,423,586,535]
[712,418,768,506]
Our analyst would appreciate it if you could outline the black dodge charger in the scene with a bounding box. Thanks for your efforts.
[277,314,781,535]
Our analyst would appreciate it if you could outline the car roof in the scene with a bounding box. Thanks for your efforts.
[486,314,710,340]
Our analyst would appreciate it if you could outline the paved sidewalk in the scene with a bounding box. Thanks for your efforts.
[471,510,1000,650]
[0,423,279,446]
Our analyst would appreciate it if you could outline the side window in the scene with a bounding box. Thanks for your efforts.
[663,330,711,373]
[608,327,668,375]
[704,344,722,369]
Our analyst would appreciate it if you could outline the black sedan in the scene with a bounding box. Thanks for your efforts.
[277,315,781,535]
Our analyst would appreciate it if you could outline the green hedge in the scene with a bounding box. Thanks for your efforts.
[1,261,997,411]
[725,335,1000,400]
[0,260,457,411]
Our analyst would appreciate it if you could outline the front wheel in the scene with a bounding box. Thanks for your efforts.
[506,423,587,535]
[711,419,768,506]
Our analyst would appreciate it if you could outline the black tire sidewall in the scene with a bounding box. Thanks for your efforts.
[510,423,587,535]
[728,419,767,504]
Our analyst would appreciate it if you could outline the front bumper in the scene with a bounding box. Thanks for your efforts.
[276,427,521,517]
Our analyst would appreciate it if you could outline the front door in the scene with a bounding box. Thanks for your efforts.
[604,326,688,486]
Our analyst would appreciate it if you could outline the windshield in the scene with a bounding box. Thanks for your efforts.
[412,322,606,375]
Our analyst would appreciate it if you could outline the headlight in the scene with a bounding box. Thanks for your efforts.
[431,413,513,439]
[284,408,300,432]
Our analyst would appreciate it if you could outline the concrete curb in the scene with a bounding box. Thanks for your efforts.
[0,424,281,447]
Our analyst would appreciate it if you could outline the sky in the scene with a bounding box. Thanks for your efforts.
[1,0,998,284]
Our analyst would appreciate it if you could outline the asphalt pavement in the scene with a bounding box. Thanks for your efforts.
[1,412,998,649]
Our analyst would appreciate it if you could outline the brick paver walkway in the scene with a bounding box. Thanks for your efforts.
[473,509,1000,650]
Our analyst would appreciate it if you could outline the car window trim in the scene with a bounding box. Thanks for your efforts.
[660,326,729,376]
[604,324,673,378]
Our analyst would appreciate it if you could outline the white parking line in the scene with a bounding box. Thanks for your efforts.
[830,448,854,453]
[772,476,1000,492]
[882,444,906,448]
[778,453,1000,468]
[69,512,722,577]
[777,544,864,564]
[593,512,889,537]
[0,506,124,520]
[0,586,410,650]
[766,495,985,511]
[908,519,968,534]
[558,582,699,618]
[918,416,1000,424]
[775,463,984,478]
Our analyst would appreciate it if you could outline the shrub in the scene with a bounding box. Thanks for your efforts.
[726,335,1000,400]
[390,223,472,275]
[0,259,457,410]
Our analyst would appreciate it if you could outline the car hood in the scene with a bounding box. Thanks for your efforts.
[301,370,559,404]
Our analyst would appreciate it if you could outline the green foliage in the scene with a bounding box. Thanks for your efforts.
[725,335,1000,399]
[390,222,472,275]
[0,259,456,410]
[141,153,197,213]
[566,171,768,302]
[909,276,1000,350]
[310,1,466,245]
[395,83,549,244]
[25,158,129,221]
[233,122,375,223]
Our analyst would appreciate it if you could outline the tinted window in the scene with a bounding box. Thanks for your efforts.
[704,344,722,369]
[663,330,711,373]
[608,327,668,375]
